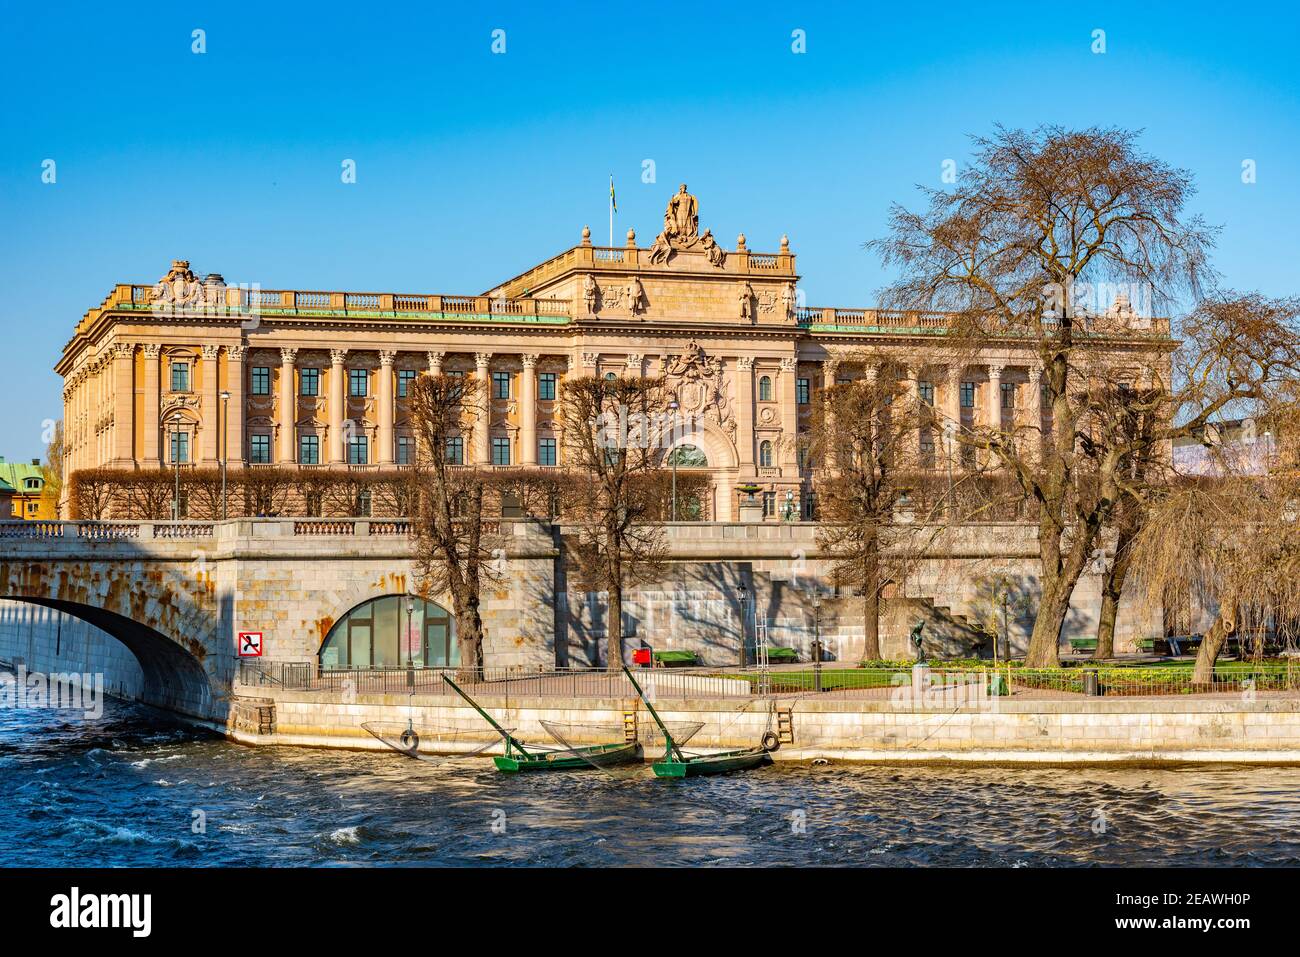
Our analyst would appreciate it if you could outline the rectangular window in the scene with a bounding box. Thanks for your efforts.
[492,371,511,400]
[250,434,271,464]
[397,369,416,398]
[836,376,852,386]
[445,436,463,465]
[539,437,556,466]
[169,430,189,463]
[1001,382,1016,410]
[539,372,557,401]
[960,382,975,408]
[762,492,776,518]
[300,368,320,396]
[802,492,817,521]
[918,381,934,405]
[251,367,270,395]
[170,362,190,392]
[299,434,319,464]
[796,378,810,405]
[396,435,413,465]
[920,432,935,468]
[491,436,511,466]
[348,435,368,465]
[349,368,368,397]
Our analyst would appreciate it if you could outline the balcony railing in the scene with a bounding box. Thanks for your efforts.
[797,306,1171,337]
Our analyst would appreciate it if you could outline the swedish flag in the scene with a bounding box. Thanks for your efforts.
[609,175,617,213]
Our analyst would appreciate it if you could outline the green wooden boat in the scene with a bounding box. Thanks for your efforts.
[442,674,643,773]
[621,667,774,778]
[493,740,643,773]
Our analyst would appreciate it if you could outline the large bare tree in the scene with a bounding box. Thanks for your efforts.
[871,126,1219,665]
[558,374,672,670]
[407,374,502,675]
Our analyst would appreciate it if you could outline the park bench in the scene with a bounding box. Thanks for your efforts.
[1069,638,1098,654]
[766,647,799,664]
[652,650,700,667]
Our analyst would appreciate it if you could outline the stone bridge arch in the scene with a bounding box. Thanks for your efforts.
[0,557,226,721]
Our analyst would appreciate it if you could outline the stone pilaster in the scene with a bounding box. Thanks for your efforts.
[426,351,444,376]
[779,357,798,469]
[520,354,538,466]
[736,356,755,468]
[377,350,396,465]
[328,349,347,464]
[278,348,297,464]
[112,342,134,466]
[142,344,161,465]
[474,352,492,465]
[227,346,245,465]
[201,344,220,464]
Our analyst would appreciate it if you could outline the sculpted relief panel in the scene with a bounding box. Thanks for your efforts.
[663,341,735,441]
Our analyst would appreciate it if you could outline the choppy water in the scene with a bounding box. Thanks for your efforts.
[4,696,1300,867]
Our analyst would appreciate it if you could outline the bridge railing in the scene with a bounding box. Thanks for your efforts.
[0,519,415,540]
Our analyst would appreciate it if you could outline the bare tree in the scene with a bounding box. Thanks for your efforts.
[810,361,930,659]
[42,420,65,516]
[407,374,501,675]
[558,374,672,670]
[872,126,1220,665]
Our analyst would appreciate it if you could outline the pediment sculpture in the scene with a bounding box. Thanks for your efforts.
[648,185,724,267]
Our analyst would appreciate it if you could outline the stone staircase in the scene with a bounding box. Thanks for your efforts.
[883,596,995,659]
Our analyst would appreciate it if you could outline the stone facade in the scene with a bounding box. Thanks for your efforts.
[0,518,1162,724]
[55,186,1172,523]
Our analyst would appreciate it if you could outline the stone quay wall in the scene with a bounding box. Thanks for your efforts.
[228,682,1300,764]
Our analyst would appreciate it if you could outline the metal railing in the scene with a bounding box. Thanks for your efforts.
[235,659,1300,701]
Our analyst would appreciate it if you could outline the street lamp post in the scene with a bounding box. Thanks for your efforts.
[667,399,679,521]
[171,413,183,521]
[737,580,749,668]
[809,589,823,692]
[219,390,231,521]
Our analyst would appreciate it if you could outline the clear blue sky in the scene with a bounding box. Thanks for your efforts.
[2,1,1298,460]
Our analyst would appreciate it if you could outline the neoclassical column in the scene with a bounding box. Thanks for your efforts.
[278,348,297,464]
[474,352,492,464]
[201,344,220,464]
[142,344,161,465]
[426,350,444,376]
[903,364,923,460]
[227,346,245,465]
[945,366,962,469]
[328,349,347,464]
[986,364,1004,432]
[1027,365,1043,459]
[823,356,843,470]
[520,354,538,466]
[736,356,755,468]
[112,343,134,465]
[377,350,396,465]
[779,357,798,468]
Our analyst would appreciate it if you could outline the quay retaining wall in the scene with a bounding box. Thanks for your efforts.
[226,685,1300,764]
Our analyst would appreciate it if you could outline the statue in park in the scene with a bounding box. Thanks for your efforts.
[910,621,927,664]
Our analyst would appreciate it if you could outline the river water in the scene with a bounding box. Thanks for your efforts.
[4,696,1300,867]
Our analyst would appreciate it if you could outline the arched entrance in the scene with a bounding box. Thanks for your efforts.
[319,594,458,670]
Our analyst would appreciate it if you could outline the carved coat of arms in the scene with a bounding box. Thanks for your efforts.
[664,341,734,439]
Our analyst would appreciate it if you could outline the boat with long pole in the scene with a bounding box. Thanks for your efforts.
[621,666,774,778]
[441,674,642,772]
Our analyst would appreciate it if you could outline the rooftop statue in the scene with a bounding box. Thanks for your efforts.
[649,184,721,266]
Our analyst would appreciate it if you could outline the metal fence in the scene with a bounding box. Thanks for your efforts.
[235,659,1300,701]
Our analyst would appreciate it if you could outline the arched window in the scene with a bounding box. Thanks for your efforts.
[758,376,773,401]
[759,440,773,467]
[319,595,458,670]
[604,372,617,382]
[667,444,708,467]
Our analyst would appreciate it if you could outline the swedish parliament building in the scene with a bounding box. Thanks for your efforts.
[56,186,1167,521]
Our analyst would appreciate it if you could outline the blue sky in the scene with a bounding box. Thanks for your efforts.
[2,1,1298,460]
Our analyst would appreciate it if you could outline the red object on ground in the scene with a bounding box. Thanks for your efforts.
[632,648,652,665]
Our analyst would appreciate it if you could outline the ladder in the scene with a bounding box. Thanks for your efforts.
[775,708,794,744]
[622,709,638,743]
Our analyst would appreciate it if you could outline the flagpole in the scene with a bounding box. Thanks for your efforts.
[609,174,614,248]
